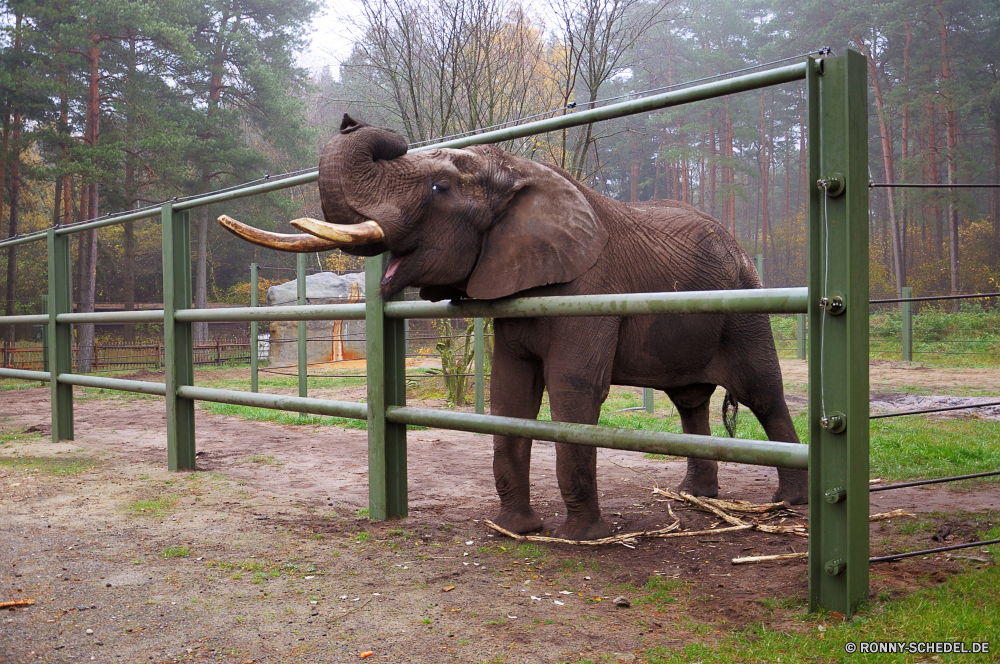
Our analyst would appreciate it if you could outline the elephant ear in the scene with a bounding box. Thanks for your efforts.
[466,159,608,300]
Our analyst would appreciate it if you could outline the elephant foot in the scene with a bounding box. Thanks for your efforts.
[492,506,543,535]
[553,515,612,541]
[773,469,808,505]
[677,476,719,498]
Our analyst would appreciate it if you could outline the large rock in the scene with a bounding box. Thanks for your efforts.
[267,272,366,367]
[266,271,365,306]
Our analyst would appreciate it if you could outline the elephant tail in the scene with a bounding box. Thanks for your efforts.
[722,391,739,437]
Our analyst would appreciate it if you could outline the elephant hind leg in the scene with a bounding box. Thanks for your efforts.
[667,384,720,498]
[749,397,807,505]
[728,374,808,505]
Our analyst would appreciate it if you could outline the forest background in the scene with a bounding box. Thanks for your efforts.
[1,0,998,366]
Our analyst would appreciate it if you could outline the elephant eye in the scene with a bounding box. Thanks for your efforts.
[431,181,449,194]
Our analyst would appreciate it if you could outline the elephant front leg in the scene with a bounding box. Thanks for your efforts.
[546,330,617,541]
[493,436,542,534]
[553,443,612,540]
[490,345,545,535]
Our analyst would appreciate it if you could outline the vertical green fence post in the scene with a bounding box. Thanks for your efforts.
[365,254,407,519]
[297,253,307,413]
[643,387,654,413]
[474,318,485,414]
[755,253,764,287]
[806,51,870,617]
[162,203,196,470]
[901,286,912,362]
[797,313,807,360]
[47,229,73,442]
[41,295,49,373]
[250,262,259,392]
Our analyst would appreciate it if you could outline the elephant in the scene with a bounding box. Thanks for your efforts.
[219,114,807,541]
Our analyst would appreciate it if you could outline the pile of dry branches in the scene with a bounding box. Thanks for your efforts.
[484,487,914,560]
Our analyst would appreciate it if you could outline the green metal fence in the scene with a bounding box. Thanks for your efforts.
[0,51,869,616]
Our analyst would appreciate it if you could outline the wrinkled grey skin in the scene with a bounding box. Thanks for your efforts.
[325,115,806,541]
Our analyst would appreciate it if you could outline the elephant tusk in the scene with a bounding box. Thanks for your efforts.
[217,214,345,252]
[289,217,385,245]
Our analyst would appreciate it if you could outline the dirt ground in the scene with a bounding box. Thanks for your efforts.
[1,361,998,663]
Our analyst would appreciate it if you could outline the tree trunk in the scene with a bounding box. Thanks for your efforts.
[629,146,640,203]
[708,108,717,219]
[725,97,735,236]
[194,206,210,342]
[926,98,943,260]
[4,113,21,347]
[78,28,103,373]
[759,93,769,280]
[124,220,136,342]
[855,31,904,296]
[679,121,689,204]
[901,20,913,286]
[799,85,807,214]
[698,130,705,212]
[938,1,960,308]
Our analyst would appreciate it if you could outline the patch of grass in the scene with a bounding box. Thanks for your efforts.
[242,454,281,466]
[506,542,549,562]
[201,371,367,393]
[0,430,43,445]
[633,577,684,607]
[645,557,1000,663]
[355,531,371,542]
[162,546,192,558]
[484,619,505,627]
[128,494,179,517]
[75,387,161,403]
[355,507,369,518]
[870,417,1000,482]
[200,402,368,430]
[0,455,97,475]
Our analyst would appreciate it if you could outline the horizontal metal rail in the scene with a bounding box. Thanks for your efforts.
[386,288,808,319]
[174,303,367,322]
[869,470,1000,492]
[0,314,49,325]
[415,63,811,151]
[0,60,812,249]
[176,385,368,420]
[384,406,809,469]
[870,291,1000,304]
[58,310,166,324]
[57,373,167,396]
[869,538,1000,563]
[870,400,1000,419]
[0,368,51,381]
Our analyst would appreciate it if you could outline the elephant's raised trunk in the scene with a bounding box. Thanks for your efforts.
[215,114,407,254]
[317,114,410,227]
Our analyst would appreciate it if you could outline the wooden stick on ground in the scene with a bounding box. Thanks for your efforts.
[483,519,680,546]
[0,599,35,609]
[732,552,808,564]
[653,487,747,526]
[870,509,916,521]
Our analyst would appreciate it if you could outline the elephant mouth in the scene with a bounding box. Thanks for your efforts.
[381,253,408,288]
